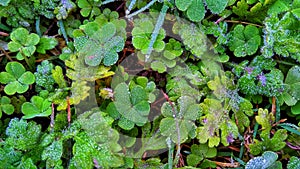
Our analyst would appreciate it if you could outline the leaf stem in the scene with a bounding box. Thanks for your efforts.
[126,0,157,18]
[224,20,263,27]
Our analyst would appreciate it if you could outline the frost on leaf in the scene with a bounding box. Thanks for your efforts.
[249,108,287,155]
[197,98,239,147]
[261,12,300,61]
[132,14,166,55]
[173,21,207,58]
[245,151,281,169]
[74,21,125,67]
[227,24,261,57]
[160,96,201,144]
[106,80,155,130]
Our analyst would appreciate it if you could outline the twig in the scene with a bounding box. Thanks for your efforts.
[101,0,116,5]
[214,161,240,168]
[271,96,276,116]
[67,96,71,127]
[126,0,157,18]
[0,31,9,36]
[0,47,13,61]
[224,20,263,27]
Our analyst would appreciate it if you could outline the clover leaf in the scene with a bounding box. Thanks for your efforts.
[288,156,300,169]
[186,143,217,167]
[21,96,52,119]
[106,80,155,130]
[159,96,201,143]
[282,66,300,106]
[132,14,166,54]
[0,96,14,118]
[77,0,101,18]
[175,0,228,22]
[36,36,58,54]
[0,62,35,95]
[175,0,205,22]
[228,24,261,57]
[137,39,182,73]
[7,28,40,60]
[74,22,125,66]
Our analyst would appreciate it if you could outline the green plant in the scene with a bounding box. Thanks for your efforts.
[160,96,201,143]
[227,24,261,57]
[0,62,35,95]
[132,13,166,55]
[34,60,56,92]
[197,98,239,147]
[249,108,288,155]
[261,8,300,61]
[36,36,58,54]
[245,151,282,169]
[77,0,101,18]
[0,96,14,118]
[175,0,228,22]
[137,38,183,73]
[7,28,40,60]
[237,56,285,97]
[21,95,52,119]
[186,143,217,167]
[172,21,207,58]
[288,156,300,169]
[73,22,125,66]
[106,79,156,130]
[232,0,276,23]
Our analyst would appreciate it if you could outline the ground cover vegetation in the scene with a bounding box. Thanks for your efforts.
[1,0,300,168]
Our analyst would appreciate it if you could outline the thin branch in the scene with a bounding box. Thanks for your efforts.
[0,47,13,61]
[224,20,263,27]
[126,0,157,18]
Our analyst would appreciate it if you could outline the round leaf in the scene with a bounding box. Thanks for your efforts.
[5,62,25,79]
[18,71,35,84]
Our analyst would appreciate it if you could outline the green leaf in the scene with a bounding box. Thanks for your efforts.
[7,41,22,52]
[245,151,279,169]
[6,62,25,79]
[42,140,63,167]
[176,0,205,22]
[36,37,58,54]
[206,0,228,14]
[151,61,166,73]
[5,118,42,151]
[287,156,300,169]
[21,96,52,119]
[291,102,300,115]
[18,71,35,84]
[0,0,11,6]
[25,33,40,46]
[228,24,261,57]
[0,72,16,84]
